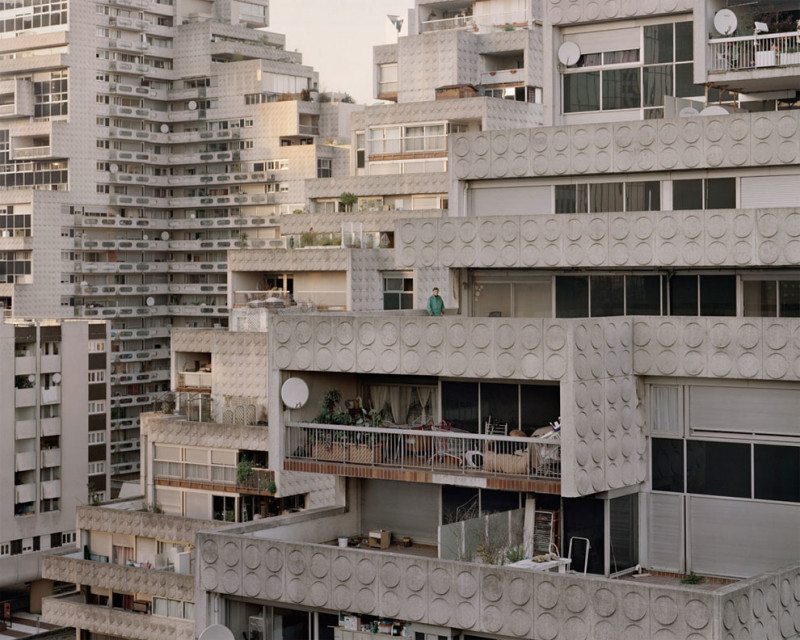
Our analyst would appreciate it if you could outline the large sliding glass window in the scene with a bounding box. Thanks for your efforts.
[441,381,559,435]
[564,19,701,117]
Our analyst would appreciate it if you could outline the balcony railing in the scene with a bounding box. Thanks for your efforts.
[422,14,475,32]
[15,146,51,159]
[421,10,528,34]
[369,133,447,156]
[153,460,274,492]
[234,290,291,308]
[286,423,560,480]
[480,68,524,84]
[708,31,800,72]
[177,370,211,389]
[298,124,319,136]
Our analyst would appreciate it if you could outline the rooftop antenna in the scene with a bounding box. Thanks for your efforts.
[387,14,403,34]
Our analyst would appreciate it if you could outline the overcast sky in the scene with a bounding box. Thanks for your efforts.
[268,0,414,104]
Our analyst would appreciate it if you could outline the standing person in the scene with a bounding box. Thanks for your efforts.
[427,287,445,317]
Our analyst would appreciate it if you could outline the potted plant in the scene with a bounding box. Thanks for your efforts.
[339,192,357,212]
[237,456,255,485]
[313,389,352,461]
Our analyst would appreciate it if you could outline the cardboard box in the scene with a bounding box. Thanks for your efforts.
[368,530,391,549]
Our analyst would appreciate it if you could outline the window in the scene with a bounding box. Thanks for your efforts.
[472,275,552,318]
[40,499,59,513]
[62,531,76,545]
[687,440,750,498]
[356,132,365,169]
[668,275,735,316]
[88,341,105,352]
[754,445,800,503]
[266,159,288,171]
[88,431,106,445]
[316,158,332,179]
[378,63,398,96]
[88,370,105,383]
[88,401,106,414]
[563,20,705,117]
[441,380,560,435]
[673,178,736,210]
[743,279,800,317]
[383,273,413,310]
[556,181,659,213]
[88,461,105,475]
[555,276,589,317]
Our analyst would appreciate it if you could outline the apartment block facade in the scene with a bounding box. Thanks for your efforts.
[0,318,109,596]
[43,0,800,639]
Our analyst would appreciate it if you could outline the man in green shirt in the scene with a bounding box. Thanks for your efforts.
[427,287,445,316]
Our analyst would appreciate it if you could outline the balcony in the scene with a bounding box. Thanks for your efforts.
[421,14,475,33]
[153,460,275,495]
[196,520,800,640]
[41,386,61,404]
[177,370,212,390]
[41,417,61,436]
[421,10,528,33]
[40,479,60,499]
[15,450,36,472]
[15,387,36,407]
[43,593,193,640]
[41,448,61,468]
[285,423,560,493]
[14,145,51,159]
[705,31,800,91]
[43,552,195,600]
[15,354,35,374]
[15,482,35,503]
[480,68,524,85]
[15,419,36,439]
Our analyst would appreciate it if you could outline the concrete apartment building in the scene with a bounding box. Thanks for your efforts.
[41,0,800,639]
[0,0,358,496]
[0,318,109,605]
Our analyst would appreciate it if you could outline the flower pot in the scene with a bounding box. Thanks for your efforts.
[349,443,382,465]
[338,537,348,548]
[312,442,349,462]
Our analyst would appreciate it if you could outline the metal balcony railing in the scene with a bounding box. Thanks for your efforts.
[286,422,560,480]
[153,460,274,492]
[708,31,800,72]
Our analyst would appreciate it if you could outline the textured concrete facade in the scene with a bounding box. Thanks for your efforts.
[394,208,800,270]
[451,111,800,182]
[196,531,800,640]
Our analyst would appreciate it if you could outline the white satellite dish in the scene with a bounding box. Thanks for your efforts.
[188,100,198,110]
[160,124,169,134]
[142,234,148,240]
[80,281,88,287]
[714,9,738,36]
[700,105,731,116]
[109,164,119,173]
[161,231,169,241]
[679,107,700,117]
[28,374,35,383]
[198,625,235,640]
[754,21,769,34]
[52,373,61,384]
[281,377,309,409]
[557,41,581,67]
[146,297,155,306]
